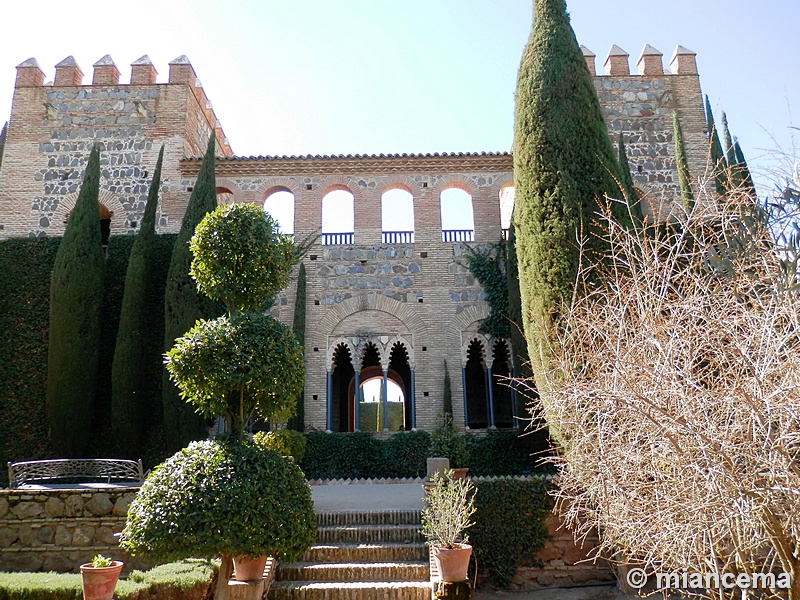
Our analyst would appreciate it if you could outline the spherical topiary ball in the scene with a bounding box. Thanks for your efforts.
[120,437,316,562]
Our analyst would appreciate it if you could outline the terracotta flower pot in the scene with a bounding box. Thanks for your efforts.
[80,561,123,600]
[232,555,268,581]
[451,467,469,479]
[431,543,472,582]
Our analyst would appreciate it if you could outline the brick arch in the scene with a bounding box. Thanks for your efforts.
[317,293,426,343]
[387,335,415,369]
[320,175,356,196]
[378,176,417,197]
[492,177,515,197]
[489,337,511,364]
[254,178,302,199]
[451,304,490,335]
[52,189,129,232]
[432,175,478,197]
[215,177,240,196]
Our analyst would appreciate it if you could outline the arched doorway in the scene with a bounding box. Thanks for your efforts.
[464,338,488,429]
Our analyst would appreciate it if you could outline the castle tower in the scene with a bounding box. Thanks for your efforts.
[0,54,233,239]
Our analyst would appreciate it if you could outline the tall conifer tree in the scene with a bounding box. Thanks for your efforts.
[733,141,757,198]
[673,112,695,214]
[0,122,7,171]
[46,145,105,457]
[721,112,736,169]
[111,146,165,456]
[705,96,727,195]
[287,262,307,432]
[512,0,623,410]
[163,136,219,450]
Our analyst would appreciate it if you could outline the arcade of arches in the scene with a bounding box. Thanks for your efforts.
[324,335,516,432]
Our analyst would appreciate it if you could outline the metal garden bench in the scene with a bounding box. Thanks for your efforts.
[7,458,144,489]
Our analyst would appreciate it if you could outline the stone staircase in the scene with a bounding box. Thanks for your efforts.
[269,509,431,599]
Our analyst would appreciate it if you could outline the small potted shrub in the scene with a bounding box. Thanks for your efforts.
[430,413,470,477]
[421,469,477,582]
[80,554,123,600]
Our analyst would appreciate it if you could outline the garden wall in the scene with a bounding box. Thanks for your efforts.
[518,513,614,589]
[0,487,152,573]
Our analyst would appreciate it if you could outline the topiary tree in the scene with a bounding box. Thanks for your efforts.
[111,146,164,457]
[46,144,105,457]
[163,136,220,451]
[119,437,316,563]
[166,203,304,438]
[512,0,625,435]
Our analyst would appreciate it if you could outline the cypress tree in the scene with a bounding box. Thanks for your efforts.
[287,262,307,432]
[0,122,7,171]
[512,0,624,404]
[46,145,105,457]
[163,136,219,450]
[618,134,643,224]
[673,112,695,214]
[733,140,757,198]
[505,223,532,418]
[442,359,453,421]
[111,146,164,456]
[705,96,727,195]
[720,112,736,169]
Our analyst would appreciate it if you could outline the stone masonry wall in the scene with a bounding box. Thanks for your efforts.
[0,487,153,573]
[0,55,232,240]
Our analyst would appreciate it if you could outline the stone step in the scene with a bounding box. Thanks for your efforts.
[316,510,421,527]
[303,542,427,563]
[268,580,431,600]
[316,524,422,544]
[276,560,429,582]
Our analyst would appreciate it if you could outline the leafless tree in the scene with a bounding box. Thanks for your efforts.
[537,181,800,599]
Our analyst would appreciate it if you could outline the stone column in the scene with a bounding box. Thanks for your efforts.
[486,366,496,429]
[326,369,333,433]
[354,370,361,432]
[461,368,469,429]
[382,370,389,432]
[410,369,416,430]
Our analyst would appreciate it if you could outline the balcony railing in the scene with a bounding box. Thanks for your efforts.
[382,231,415,244]
[320,232,354,246]
[442,229,475,243]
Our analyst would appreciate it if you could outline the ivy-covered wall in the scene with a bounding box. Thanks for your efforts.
[0,235,176,487]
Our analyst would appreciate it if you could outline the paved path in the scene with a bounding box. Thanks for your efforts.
[311,482,425,512]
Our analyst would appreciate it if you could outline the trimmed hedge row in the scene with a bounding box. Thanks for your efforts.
[0,559,215,600]
[0,235,176,486]
[300,429,549,480]
[471,477,554,587]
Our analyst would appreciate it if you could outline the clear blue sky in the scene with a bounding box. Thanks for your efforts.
[1,1,797,194]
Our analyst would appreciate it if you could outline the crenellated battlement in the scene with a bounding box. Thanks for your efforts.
[579,44,698,77]
[12,54,232,156]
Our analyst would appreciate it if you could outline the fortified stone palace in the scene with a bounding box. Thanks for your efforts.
[0,46,708,433]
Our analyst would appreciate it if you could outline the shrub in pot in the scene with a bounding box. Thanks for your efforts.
[421,469,477,582]
[430,413,470,476]
[80,554,123,600]
[119,437,316,579]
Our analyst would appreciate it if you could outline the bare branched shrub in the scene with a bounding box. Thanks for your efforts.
[541,187,800,599]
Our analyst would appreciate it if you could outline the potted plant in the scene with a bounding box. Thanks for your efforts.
[421,469,477,582]
[430,413,470,478]
[80,554,123,600]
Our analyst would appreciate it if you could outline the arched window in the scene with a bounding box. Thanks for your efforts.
[321,188,354,245]
[216,186,235,207]
[440,187,474,242]
[499,184,514,239]
[263,189,295,236]
[381,188,414,244]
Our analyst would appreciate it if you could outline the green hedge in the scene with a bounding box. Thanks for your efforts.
[0,559,215,600]
[471,477,554,587]
[300,429,548,480]
[0,235,176,486]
